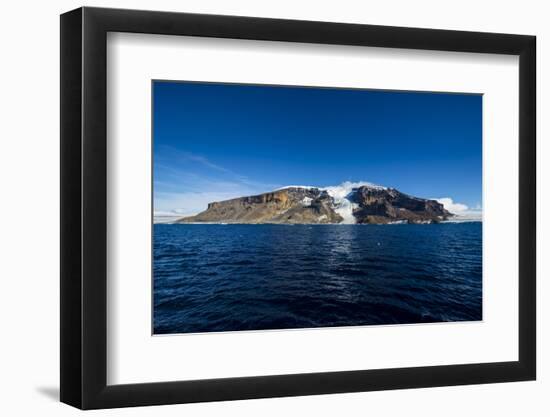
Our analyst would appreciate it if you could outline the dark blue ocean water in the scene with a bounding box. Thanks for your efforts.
[153,223,482,334]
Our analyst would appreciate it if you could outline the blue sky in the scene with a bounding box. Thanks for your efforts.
[153,81,482,216]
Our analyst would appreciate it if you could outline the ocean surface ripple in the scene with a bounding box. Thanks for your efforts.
[153,223,482,334]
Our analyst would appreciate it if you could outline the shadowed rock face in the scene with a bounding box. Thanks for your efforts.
[351,187,450,224]
[176,185,451,224]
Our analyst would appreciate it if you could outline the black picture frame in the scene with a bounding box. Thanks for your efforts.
[60,6,536,410]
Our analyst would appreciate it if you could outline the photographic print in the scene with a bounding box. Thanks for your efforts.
[153,81,482,335]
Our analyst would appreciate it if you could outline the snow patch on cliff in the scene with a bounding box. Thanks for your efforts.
[278,181,385,193]
[276,185,316,190]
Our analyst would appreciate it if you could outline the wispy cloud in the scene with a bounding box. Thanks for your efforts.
[180,152,234,174]
[157,145,246,178]
[155,189,250,217]
[154,146,278,216]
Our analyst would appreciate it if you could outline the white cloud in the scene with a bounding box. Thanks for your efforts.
[435,197,469,214]
[434,197,482,221]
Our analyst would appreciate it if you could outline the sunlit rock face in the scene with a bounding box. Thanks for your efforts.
[176,182,452,224]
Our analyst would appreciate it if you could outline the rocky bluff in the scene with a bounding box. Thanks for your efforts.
[177,184,452,224]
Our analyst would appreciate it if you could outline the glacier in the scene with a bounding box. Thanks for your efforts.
[278,181,388,224]
[323,181,386,224]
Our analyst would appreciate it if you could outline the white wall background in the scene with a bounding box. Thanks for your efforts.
[0,0,546,415]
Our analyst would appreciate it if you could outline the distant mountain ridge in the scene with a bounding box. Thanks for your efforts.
[176,182,452,224]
